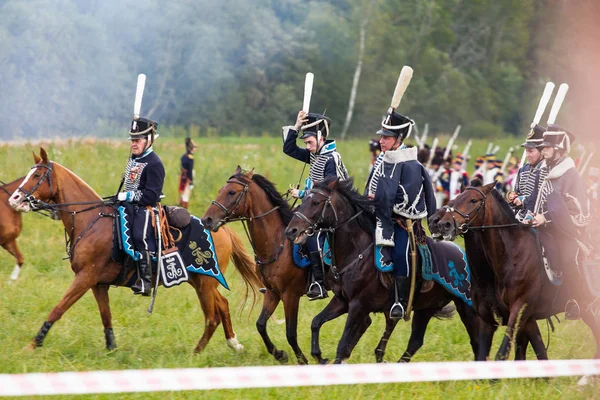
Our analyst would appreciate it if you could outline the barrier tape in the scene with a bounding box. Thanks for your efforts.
[1,359,599,396]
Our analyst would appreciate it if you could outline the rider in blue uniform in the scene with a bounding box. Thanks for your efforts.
[283,110,349,300]
[117,117,165,296]
[365,108,436,319]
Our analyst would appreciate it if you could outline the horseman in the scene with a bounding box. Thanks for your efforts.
[531,125,591,318]
[283,110,349,300]
[117,116,165,296]
[506,124,547,220]
[365,107,436,320]
[178,137,197,209]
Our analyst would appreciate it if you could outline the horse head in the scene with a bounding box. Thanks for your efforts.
[435,182,496,240]
[9,148,57,213]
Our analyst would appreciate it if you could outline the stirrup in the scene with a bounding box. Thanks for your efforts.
[389,302,405,320]
[307,282,328,301]
[565,299,581,320]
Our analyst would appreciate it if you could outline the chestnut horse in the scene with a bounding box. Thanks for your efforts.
[284,177,479,364]
[9,148,262,352]
[432,182,600,361]
[0,177,25,280]
[202,167,310,364]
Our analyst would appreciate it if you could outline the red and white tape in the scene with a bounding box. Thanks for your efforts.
[1,359,599,396]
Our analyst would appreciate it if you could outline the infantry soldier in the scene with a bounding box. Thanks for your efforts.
[117,117,165,296]
[506,124,548,220]
[178,137,197,209]
[449,154,469,201]
[283,110,349,300]
[531,125,591,318]
[365,108,436,320]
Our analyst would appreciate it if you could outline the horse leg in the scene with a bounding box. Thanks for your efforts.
[581,305,600,359]
[91,285,116,350]
[374,313,399,363]
[2,239,24,280]
[334,301,372,364]
[214,291,243,352]
[256,289,287,363]
[495,299,526,361]
[513,330,529,360]
[476,315,497,361]
[454,301,480,360]
[32,273,92,348]
[518,319,547,360]
[282,290,309,365]
[397,308,439,363]
[192,281,222,354]
[311,295,348,364]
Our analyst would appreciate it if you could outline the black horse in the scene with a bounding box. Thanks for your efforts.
[285,177,479,364]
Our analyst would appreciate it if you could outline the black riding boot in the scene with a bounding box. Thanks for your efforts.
[307,251,328,301]
[390,275,411,320]
[132,251,152,296]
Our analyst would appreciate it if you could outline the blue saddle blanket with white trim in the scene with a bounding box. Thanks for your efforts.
[292,239,332,268]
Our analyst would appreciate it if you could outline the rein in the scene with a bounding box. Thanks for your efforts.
[443,187,530,234]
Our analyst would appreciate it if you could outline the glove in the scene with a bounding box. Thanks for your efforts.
[117,192,130,202]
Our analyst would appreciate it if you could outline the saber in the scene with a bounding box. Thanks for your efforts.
[391,66,414,109]
[148,210,162,314]
[547,83,569,124]
[302,72,314,113]
[404,219,418,321]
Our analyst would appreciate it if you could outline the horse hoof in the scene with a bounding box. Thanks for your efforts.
[274,350,289,363]
[226,337,245,353]
[318,358,330,365]
[577,375,593,386]
[10,265,20,281]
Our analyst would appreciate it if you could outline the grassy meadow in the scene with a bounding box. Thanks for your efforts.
[0,136,598,399]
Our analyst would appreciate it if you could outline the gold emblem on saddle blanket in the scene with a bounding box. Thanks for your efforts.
[189,241,212,265]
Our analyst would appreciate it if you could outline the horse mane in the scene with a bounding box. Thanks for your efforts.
[315,176,376,232]
[55,162,102,200]
[233,171,294,225]
[490,189,518,223]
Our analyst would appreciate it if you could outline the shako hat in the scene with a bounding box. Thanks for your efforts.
[377,107,415,139]
[129,117,158,140]
[300,113,331,139]
[521,123,546,149]
[537,124,575,153]
[453,153,464,166]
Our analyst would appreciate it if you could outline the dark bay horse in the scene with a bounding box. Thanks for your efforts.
[284,177,479,364]
[202,167,310,364]
[0,177,25,280]
[8,148,262,353]
[432,182,600,361]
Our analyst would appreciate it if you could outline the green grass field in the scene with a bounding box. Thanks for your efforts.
[0,137,598,399]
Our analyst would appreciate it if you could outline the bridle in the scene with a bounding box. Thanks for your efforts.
[442,187,528,234]
[16,163,54,211]
[292,188,339,236]
[210,178,250,223]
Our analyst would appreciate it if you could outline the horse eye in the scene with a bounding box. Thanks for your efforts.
[228,190,236,196]
[33,172,41,178]
[470,199,478,203]
[312,200,320,206]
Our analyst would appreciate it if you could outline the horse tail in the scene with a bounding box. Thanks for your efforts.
[222,226,262,312]
[434,303,456,320]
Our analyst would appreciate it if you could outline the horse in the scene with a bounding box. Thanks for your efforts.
[284,177,479,364]
[202,167,310,364]
[8,148,262,353]
[0,177,26,280]
[431,182,600,361]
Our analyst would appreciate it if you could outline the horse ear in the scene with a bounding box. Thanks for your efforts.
[33,151,41,164]
[482,182,496,193]
[234,165,242,175]
[327,178,339,189]
[40,147,49,163]
[248,168,255,177]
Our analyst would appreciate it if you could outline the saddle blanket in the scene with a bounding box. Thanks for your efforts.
[293,239,332,268]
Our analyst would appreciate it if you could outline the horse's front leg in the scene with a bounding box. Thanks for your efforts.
[374,312,399,363]
[495,298,526,361]
[282,289,309,365]
[334,300,371,364]
[476,314,497,361]
[311,295,348,364]
[91,285,116,350]
[397,308,440,363]
[454,300,480,360]
[518,319,547,360]
[32,272,93,349]
[256,289,287,363]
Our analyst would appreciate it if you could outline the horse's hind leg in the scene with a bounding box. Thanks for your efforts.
[282,290,309,365]
[518,319,547,360]
[214,290,244,352]
[375,313,399,363]
[454,301,480,360]
[334,301,372,364]
[2,239,24,280]
[91,285,116,350]
[311,295,348,364]
[256,289,287,363]
[32,273,92,348]
[192,279,222,354]
[396,308,439,363]
[495,298,526,361]
[476,315,497,361]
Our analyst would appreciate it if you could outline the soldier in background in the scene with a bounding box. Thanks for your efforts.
[449,154,469,201]
[178,137,197,209]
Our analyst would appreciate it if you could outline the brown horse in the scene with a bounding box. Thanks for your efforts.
[284,177,479,364]
[432,182,600,361]
[0,177,25,280]
[8,148,262,352]
[202,167,310,364]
